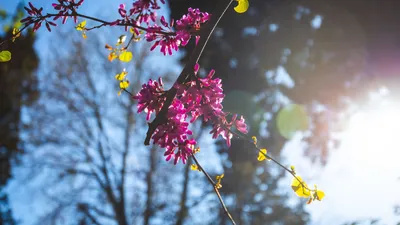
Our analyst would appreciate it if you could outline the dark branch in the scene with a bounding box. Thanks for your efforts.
[144,0,234,145]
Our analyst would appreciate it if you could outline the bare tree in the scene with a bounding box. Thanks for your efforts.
[17,28,186,225]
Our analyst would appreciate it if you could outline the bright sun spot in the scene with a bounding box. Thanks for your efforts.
[344,99,400,167]
[283,89,400,225]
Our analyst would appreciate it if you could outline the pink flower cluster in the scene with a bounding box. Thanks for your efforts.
[145,8,210,55]
[20,0,249,165]
[21,0,83,31]
[21,2,57,32]
[134,65,248,164]
[52,0,84,24]
[118,0,165,26]
[21,0,209,56]
[117,3,210,55]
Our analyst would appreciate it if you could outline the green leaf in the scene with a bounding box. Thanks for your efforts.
[276,104,309,139]
[0,51,11,62]
[119,51,133,62]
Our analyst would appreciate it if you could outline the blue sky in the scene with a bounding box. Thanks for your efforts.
[2,1,400,225]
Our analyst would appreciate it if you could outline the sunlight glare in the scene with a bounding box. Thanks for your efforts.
[343,100,400,167]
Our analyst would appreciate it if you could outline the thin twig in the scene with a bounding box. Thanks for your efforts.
[192,155,236,225]
[227,127,313,191]
[0,12,174,48]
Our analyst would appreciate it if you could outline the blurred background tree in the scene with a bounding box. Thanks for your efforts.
[168,0,400,224]
[1,0,400,224]
[0,4,39,225]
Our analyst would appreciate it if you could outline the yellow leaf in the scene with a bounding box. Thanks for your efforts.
[12,28,20,42]
[116,35,127,46]
[105,44,113,50]
[75,20,86,31]
[82,32,87,39]
[0,51,11,62]
[252,136,257,145]
[234,0,249,13]
[108,52,117,62]
[120,80,129,89]
[115,69,128,81]
[190,164,198,171]
[316,190,325,201]
[193,147,200,154]
[119,51,133,62]
[117,90,122,96]
[215,173,224,189]
[290,165,296,173]
[291,176,311,198]
[257,148,269,161]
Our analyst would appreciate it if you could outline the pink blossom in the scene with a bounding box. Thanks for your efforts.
[210,114,248,147]
[52,0,84,24]
[21,2,57,32]
[134,64,249,164]
[133,78,166,120]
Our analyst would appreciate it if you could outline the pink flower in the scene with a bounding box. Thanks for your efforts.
[151,99,195,164]
[146,22,180,55]
[133,64,249,164]
[130,0,165,24]
[174,8,210,47]
[133,78,166,120]
[52,0,84,24]
[146,8,210,55]
[210,114,248,147]
[21,2,57,32]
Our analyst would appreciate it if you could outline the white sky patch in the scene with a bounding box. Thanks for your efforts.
[311,15,323,29]
[269,23,279,32]
[281,98,400,225]
[275,66,295,88]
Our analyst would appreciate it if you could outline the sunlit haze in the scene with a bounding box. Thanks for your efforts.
[283,90,400,224]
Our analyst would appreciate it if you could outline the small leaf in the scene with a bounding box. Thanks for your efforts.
[82,32,87,39]
[105,44,113,50]
[119,51,133,62]
[252,136,257,145]
[315,190,325,201]
[115,69,127,81]
[215,174,224,189]
[193,146,200,154]
[234,0,249,13]
[108,52,117,62]
[75,20,86,31]
[257,148,269,161]
[119,80,129,89]
[190,164,199,171]
[12,28,21,42]
[291,176,311,198]
[116,35,127,45]
[290,165,296,173]
[0,51,11,62]
[216,174,224,180]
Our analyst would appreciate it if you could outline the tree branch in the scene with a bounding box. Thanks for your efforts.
[144,0,234,145]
